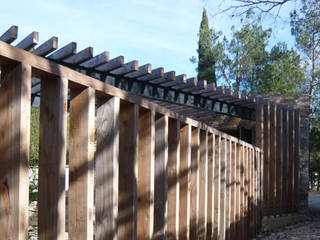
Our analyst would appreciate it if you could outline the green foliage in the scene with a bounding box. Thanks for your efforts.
[30,108,40,168]
[197,8,217,84]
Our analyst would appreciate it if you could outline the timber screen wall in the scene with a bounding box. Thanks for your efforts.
[0,39,263,240]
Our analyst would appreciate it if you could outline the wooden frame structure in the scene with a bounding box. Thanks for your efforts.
[0,26,264,240]
[0,25,303,239]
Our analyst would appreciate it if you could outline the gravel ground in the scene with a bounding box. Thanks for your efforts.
[256,192,320,240]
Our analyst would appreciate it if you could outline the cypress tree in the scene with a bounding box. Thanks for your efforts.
[198,8,216,84]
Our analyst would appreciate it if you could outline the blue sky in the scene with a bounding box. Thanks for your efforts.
[0,0,296,78]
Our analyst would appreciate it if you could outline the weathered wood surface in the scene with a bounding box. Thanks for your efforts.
[33,36,58,56]
[206,133,214,239]
[80,51,110,68]
[179,124,191,240]
[0,25,18,43]
[213,135,221,240]
[167,118,180,239]
[269,103,276,216]
[137,109,155,240]
[190,127,200,239]
[276,104,283,214]
[64,47,93,64]
[16,31,39,50]
[48,42,77,60]
[219,137,227,240]
[288,108,294,212]
[118,103,139,239]
[95,96,120,240]
[69,87,95,240]
[0,63,31,240]
[263,103,270,215]
[38,76,68,240]
[198,130,208,239]
[153,114,168,239]
[225,139,231,240]
[294,109,300,211]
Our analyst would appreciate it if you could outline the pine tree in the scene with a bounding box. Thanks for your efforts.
[198,8,217,84]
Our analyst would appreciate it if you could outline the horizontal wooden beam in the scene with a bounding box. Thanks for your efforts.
[80,51,110,68]
[149,71,175,84]
[48,42,77,61]
[95,56,124,72]
[32,37,58,56]
[0,25,18,44]
[110,60,138,75]
[137,67,164,81]
[192,82,215,95]
[161,74,186,87]
[15,31,39,50]
[124,63,151,78]
[64,47,93,64]
[172,77,196,90]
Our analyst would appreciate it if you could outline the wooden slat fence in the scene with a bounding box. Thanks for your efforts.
[255,101,301,216]
[0,40,263,240]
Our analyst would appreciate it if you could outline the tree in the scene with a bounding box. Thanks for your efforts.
[197,8,217,84]
[291,0,320,112]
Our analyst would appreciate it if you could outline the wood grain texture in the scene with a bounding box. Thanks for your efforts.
[269,103,276,216]
[15,31,39,50]
[110,60,138,75]
[118,102,139,239]
[33,37,58,56]
[206,133,214,240]
[190,127,200,239]
[198,130,208,239]
[179,124,191,240]
[38,76,68,240]
[64,47,93,64]
[95,96,120,240]
[219,137,227,240]
[167,118,180,239]
[95,56,124,72]
[263,103,270,215]
[294,109,300,211]
[0,25,18,43]
[225,139,231,240]
[282,106,289,213]
[276,105,283,214]
[230,141,236,240]
[69,87,95,240]
[153,114,168,239]
[48,42,77,61]
[213,136,221,240]
[288,108,294,212]
[80,51,110,68]
[0,62,31,240]
[137,109,155,240]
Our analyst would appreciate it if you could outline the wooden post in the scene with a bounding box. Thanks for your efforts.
[288,108,295,212]
[198,130,208,239]
[38,76,68,240]
[95,96,120,240]
[282,106,289,213]
[244,146,249,240]
[206,133,214,239]
[263,102,270,215]
[137,109,155,240]
[230,141,236,240]
[69,87,95,240]
[0,62,31,240]
[213,135,221,240]
[225,139,231,240]
[167,118,180,239]
[235,143,242,240]
[269,103,276,215]
[294,109,300,211]
[190,127,200,239]
[118,102,139,239]
[276,105,283,214]
[219,137,227,240]
[179,124,191,240]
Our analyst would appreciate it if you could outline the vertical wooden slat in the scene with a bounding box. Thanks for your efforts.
[282,106,289,213]
[239,144,245,240]
[225,139,231,240]
[213,135,220,240]
[263,102,270,215]
[288,108,295,212]
[253,149,257,237]
[198,130,208,239]
[137,109,155,240]
[39,76,68,240]
[236,143,242,240]
[230,142,236,240]
[69,87,95,240]
[167,118,180,239]
[294,109,300,211]
[219,137,226,240]
[118,102,139,239]
[206,133,214,240]
[248,148,253,238]
[276,105,283,214]
[244,146,249,240]
[0,62,31,240]
[269,103,276,215]
[190,127,200,239]
[179,124,191,240]
[153,114,168,239]
[95,96,120,240]
[255,102,263,228]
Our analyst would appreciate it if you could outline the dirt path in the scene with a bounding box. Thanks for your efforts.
[256,192,320,240]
